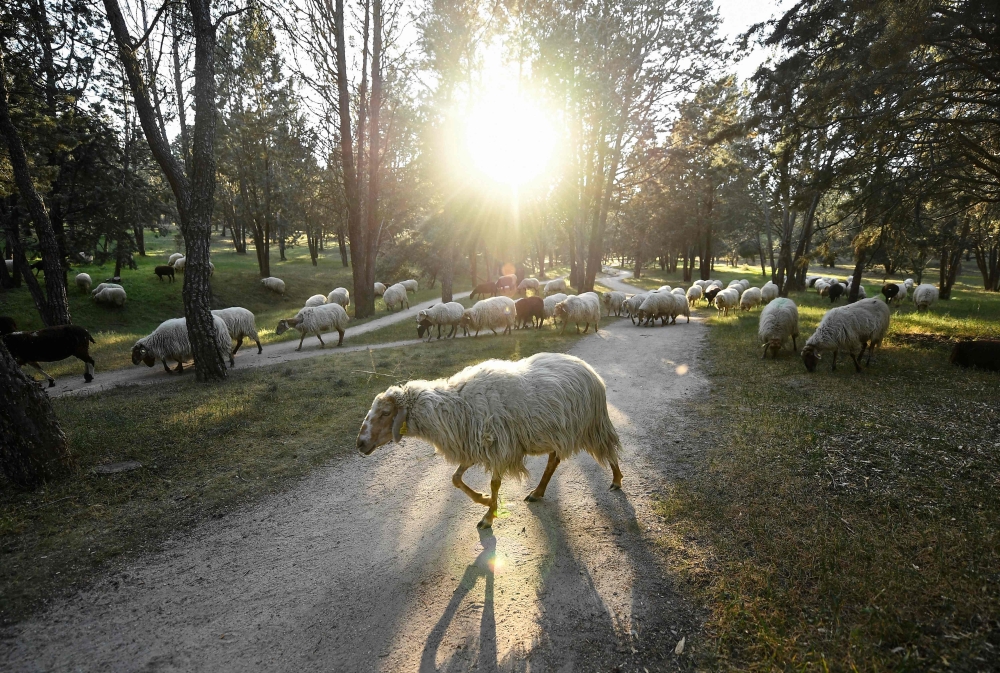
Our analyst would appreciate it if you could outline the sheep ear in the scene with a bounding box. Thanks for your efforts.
[391,401,408,443]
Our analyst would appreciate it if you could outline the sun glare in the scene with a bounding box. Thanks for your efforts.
[463,97,557,187]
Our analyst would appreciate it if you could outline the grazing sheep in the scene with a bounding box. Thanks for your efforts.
[496,274,517,294]
[276,303,350,350]
[90,282,122,296]
[543,292,569,324]
[828,282,846,303]
[416,302,466,340]
[75,272,92,293]
[740,286,763,311]
[637,292,676,326]
[172,256,186,271]
[806,276,821,288]
[714,288,739,316]
[132,316,233,374]
[554,293,601,334]
[671,287,686,297]
[882,283,901,304]
[913,284,939,311]
[816,279,831,296]
[401,279,419,294]
[2,325,96,386]
[950,340,1000,372]
[0,316,17,335]
[327,287,350,308]
[694,279,710,290]
[802,298,891,373]
[760,281,778,304]
[154,265,175,282]
[601,291,626,317]
[471,282,498,300]
[517,277,541,295]
[355,352,623,529]
[261,277,286,295]
[167,252,184,265]
[658,285,672,292]
[212,307,262,354]
[623,293,649,324]
[515,297,546,329]
[543,277,568,296]
[305,294,327,308]
[93,286,127,307]
[374,282,387,296]
[686,285,703,304]
[461,296,516,336]
[758,298,799,359]
[739,279,750,291]
[704,286,723,306]
[382,283,409,311]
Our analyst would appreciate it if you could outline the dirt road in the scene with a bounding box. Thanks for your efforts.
[3,274,711,671]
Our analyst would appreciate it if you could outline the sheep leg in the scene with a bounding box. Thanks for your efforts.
[477,473,503,529]
[233,336,244,354]
[175,361,184,374]
[451,465,491,506]
[525,453,561,501]
[609,462,623,490]
[316,333,326,348]
[255,336,263,354]
[792,335,798,351]
[296,334,306,351]
[582,323,590,334]
[436,324,442,340]
[761,344,769,360]
[831,350,838,371]
[162,359,172,373]
[850,352,863,373]
[25,362,56,387]
[336,329,344,346]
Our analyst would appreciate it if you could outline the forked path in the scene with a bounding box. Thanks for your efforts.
[3,274,712,671]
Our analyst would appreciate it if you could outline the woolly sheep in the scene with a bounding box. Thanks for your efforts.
[416,302,466,340]
[760,281,778,304]
[276,303,350,350]
[672,294,691,323]
[686,284,703,304]
[694,279,710,290]
[172,256,186,271]
[517,277,541,295]
[461,296,516,336]
[554,293,601,334]
[93,286,127,307]
[623,293,649,324]
[601,291,626,317]
[327,287,350,307]
[816,280,831,297]
[727,280,741,288]
[913,284,938,312]
[261,277,285,295]
[374,282,386,296]
[90,282,122,296]
[543,292,569,322]
[637,292,676,326]
[2,324,96,386]
[671,287,686,296]
[355,352,623,529]
[212,307,262,354]
[758,298,799,359]
[131,315,233,374]
[802,298,891,373]
[167,252,183,266]
[496,274,517,294]
[543,277,568,296]
[75,272,92,293]
[740,286,762,311]
[401,279,419,294]
[382,283,409,311]
[305,294,327,308]
[739,279,750,291]
[714,287,739,316]
[658,285,672,292]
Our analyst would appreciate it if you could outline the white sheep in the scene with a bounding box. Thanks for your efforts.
[554,293,601,334]
[816,280,831,297]
[261,277,285,295]
[802,298,891,372]
[416,302,466,340]
[172,256,186,271]
[714,287,739,316]
[694,279,710,290]
[758,297,799,359]
[212,307,262,354]
[739,279,750,291]
[671,294,691,323]
[760,281,778,304]
[401,279,419,294]
[305,294,327,308]
[382,283,409,311]
[461,296,516,336]
[637,291,676,326]
[740,286,762,311]
[686,285,703,304]
[913,284,938,312]
[167,252,183,266]
[355,352,623,529]
[93,286,126,307]
[75,273,92,293]
[601,291,626,316]
[658,284,672,292]
[276,303,350,350]
[543,292,568,323]
[374,282,386,296]
[671,287,686,297]
[327,287,350,307]
[517,278,542,295]
[543,277,568,296]
[90,282,122,296]
[131,315,233,374]
[623,292,649,324]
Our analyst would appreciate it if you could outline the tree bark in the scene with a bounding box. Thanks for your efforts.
[360,0,383,318]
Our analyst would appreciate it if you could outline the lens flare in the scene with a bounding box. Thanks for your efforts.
[464,97,556,186]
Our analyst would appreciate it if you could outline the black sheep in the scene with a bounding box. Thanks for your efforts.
[881,283,900,304]
[0,316,17,335]
[470,282,498,300]
[828,282,845,303]
[154,265,176,282]
[704,286,722,305]
[950,340,1000,372]
[515,296,545,329]
[2,324,96,386]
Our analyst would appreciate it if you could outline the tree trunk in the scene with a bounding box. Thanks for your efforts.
[337,227,348,266]
[633,249,642,279]
[171,5,190,169]
[470,232,479,285]
[789,192,819,291]
[440,237,454,303]
[360,0,383,319]
[848,247,866,302]
[940,215,971,300]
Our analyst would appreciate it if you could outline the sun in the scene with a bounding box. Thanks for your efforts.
[463,96,557,187]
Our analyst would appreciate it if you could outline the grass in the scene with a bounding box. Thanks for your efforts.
[1,231,470,378]
[645,265,1000,669]
[0,320,595,625]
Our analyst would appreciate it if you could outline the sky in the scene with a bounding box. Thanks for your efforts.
[714,0,795,80]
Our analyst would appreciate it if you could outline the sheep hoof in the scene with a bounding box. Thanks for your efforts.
[476,517,494,529]
[525,493,543,502]
[609,483,622,491]
[84,374,94,383]
[47,380,56,388]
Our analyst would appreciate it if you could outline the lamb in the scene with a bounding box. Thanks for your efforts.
[515,297,546,329]
[760,281,778,304]
[154,265,175,282]
[543,292,569,323]
[461,296,516,336]
[601,291,626,317]
[382,283,409,311]
[758,298,799,359]
[543,277,568,296]
[416,302,466,340]
[261,277,285,295]
[950,340,1000,372]
[913,284,938,311]
[172,256,186,271]
[374,282,386,296]
[131,315,233,374]
[93,286,127,307]
[305,294,327,308]
[516,277,541,295]
[740,286,762,311]
[275,303,350,350]
[496,274,517,294]
[554,293,601,334]
[801,298,891,373]
[714,287,739,316]
[355,352,623,529]
[686,284,703,304]
[401,279,419,294]
[75,272,92,293]
[212,307,262,354]
[167,252,184,266]
[3,324,96,386]
[327,287,350,308]
[471,282,498,300]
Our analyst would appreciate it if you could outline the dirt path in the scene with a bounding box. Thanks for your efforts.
[4,274,712,671]
[51,291,470,398]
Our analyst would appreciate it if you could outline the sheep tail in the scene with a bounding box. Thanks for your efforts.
[85,329,96,344]
[587,411,622,467]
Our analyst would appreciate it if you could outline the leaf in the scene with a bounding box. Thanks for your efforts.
[674,636,686,655]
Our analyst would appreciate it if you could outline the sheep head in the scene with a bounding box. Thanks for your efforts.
[357,387,408,455]
[553,302,568,318]
[131,344,155,367]
[801,345,821,372]
[416,317,432,338]
[275,318,299,336]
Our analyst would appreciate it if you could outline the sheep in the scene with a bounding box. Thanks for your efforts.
[305,294,327,308]
[913,284,939,312]
[416,302,466,340]
[637,292,676,326]
[882,283,901,304]
[355,352,622,529]
[516,277,541,295]
[75,272,92,293]
[2,325,96,386]
[802,298,891,373]
[806,276,821,288]
[154,265,175,282]
[515,297,546,329]
[694,279,710,290]
[707,280,723,290]
[950,340,1000,372]
[760,281,778,304]
[554,293,601,334]
[671,294,691,323]
[601,291,626,317]
[704,286,723,306]
[401,279,419,294]
[471,282,498,300]
[327,287,350,308]
[658,285,672,292]
[758,298,799,359]
[93,286,127,307]
[461,296,516,336]
[496,274,517,294]
[382,283,409,311]
[686,285,704,304]
[622,293,649,324]
[739,279,750,292]
[714,288,739,316]
[828,282,846,303]
[167,252,184,266]
[90,282,122,296]
[740,286,763,311]
[261,277,285,295]
[275,303,350,350]
[816,279,831,296]
[671,287,686,297]
[727,280,741,288]
[212,307,262,354]
[374,282,386,297]
[0,316,17,335]
[543,292,569,324]
[172,256,186,271]
[131,315,233,374]
[543,278,568,296]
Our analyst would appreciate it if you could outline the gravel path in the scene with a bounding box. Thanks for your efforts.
[4,273,712,671]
